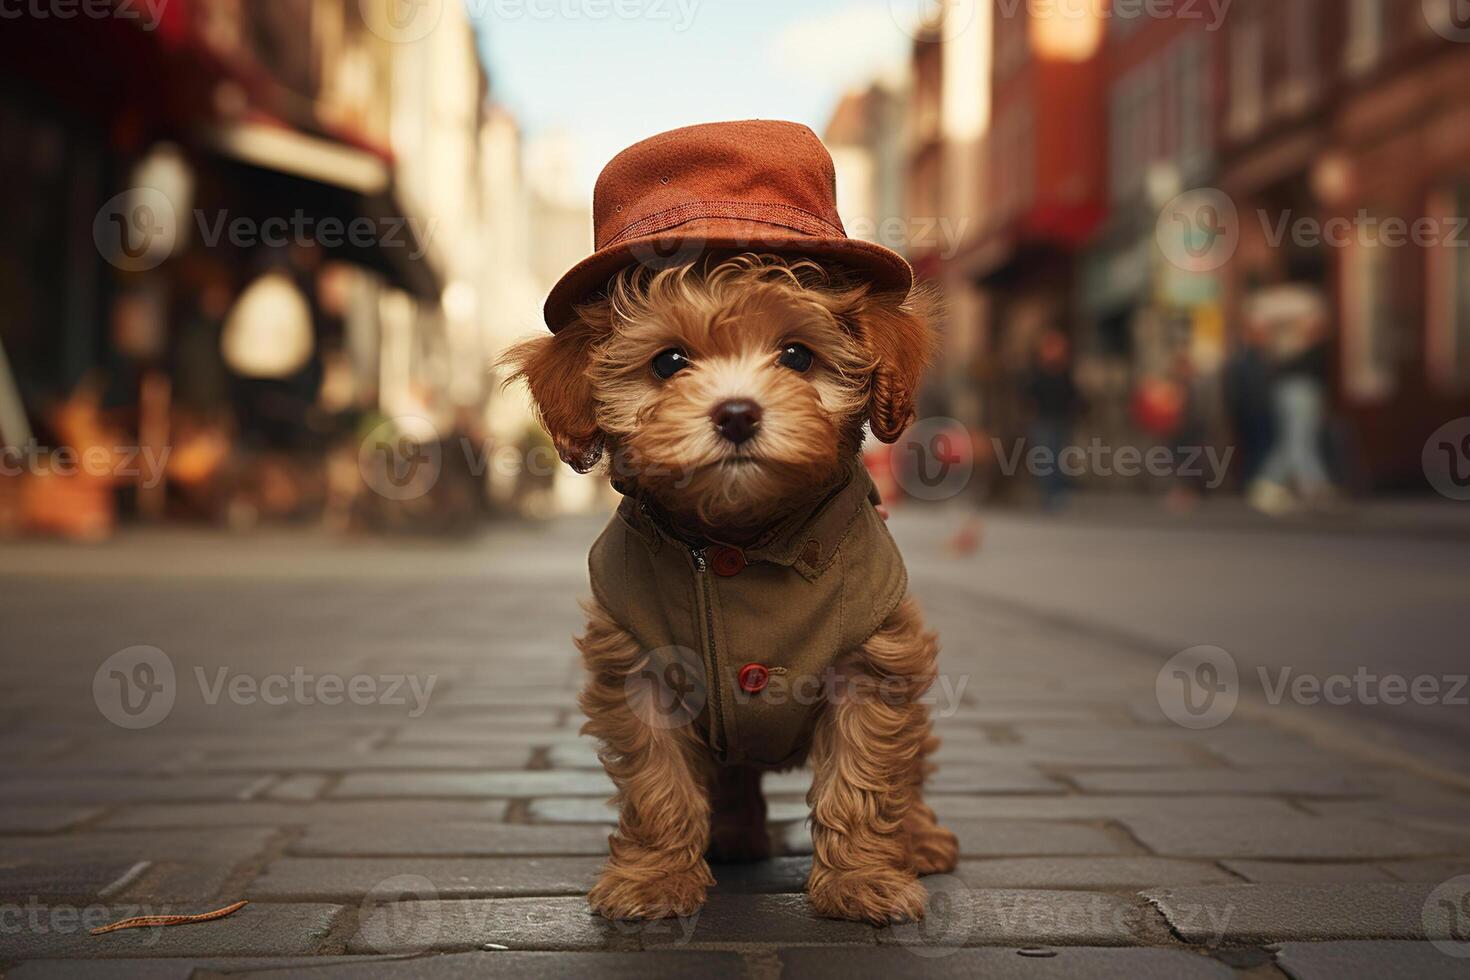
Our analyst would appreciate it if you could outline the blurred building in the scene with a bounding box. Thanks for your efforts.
[891,0,1470,496]
[0,0,515,532]
[1220,0,1470,488]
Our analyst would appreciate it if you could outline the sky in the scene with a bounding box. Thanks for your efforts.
[472,0,929,198]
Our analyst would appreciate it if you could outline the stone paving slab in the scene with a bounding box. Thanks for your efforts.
[2,956,420,980]
[1273,940,1470,979]
[640,893,875,947]
[1120,814,1464,859]
[877,886,1150,948]
[1068,767,1417,797]
[291,822,614,857]
[99,801,510,829]
[0,807,102,834]
[347,897,638,953]
[247,856,605,900]
[1144,883,1447,943]
[0,777,265,805]
[0,902,343,959]
[241,951,752,978]
[0,829,279,867]
[779,818,1138,858]
[0,861,147,902]
[779,946,1237,979]
[953,857,1238,890]
[332,772,615,799]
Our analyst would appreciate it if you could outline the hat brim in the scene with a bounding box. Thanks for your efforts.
[543,218,914,332]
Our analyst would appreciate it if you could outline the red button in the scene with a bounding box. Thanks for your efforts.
[709,546,746,577]
[738,663,770,694]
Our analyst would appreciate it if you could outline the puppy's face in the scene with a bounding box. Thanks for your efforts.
[507,257,934,530]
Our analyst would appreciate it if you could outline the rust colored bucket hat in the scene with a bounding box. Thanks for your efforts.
[544,120,914,332]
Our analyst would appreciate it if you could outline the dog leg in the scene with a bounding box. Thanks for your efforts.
[905,726,959,875]
[578,602,714,920]
[707,765,770,863]
[806,597,941,924]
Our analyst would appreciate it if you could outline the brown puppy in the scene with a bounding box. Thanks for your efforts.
[505,255,958,925]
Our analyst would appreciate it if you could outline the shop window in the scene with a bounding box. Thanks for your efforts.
[1345,0,1386,76]
[1429,182,1470,389]
[1228,10,1265,139]
[1343,228,1399,402]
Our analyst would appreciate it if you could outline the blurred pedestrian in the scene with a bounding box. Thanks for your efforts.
[1223,310,1276,486]
[1025,330,1082,511]
[1247,286,1338,516]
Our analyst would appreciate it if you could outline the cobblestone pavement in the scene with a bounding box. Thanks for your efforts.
[1,517,1468,978]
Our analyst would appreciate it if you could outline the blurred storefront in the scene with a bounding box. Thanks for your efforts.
[0,0,509,536]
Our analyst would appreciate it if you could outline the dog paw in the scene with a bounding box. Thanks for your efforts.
[910,824,960,876]
[807,868,928,925]
[588,862,712,920]
[707,822,772,864]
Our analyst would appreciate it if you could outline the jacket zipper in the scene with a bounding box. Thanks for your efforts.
[690,545,725,759]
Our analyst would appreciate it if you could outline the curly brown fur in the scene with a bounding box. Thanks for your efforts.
[505,255,952,923]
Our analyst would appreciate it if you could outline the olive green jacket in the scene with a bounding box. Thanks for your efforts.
[588,462,909,767]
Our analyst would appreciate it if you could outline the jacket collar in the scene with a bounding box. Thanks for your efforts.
[617,459,879,581]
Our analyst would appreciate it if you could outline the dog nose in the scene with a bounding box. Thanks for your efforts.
[711,399,762,444]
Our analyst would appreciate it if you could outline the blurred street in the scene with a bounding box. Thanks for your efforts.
[2,512,1469,976]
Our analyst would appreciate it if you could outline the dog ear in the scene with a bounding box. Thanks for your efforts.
[500,324,604,473]
[852,289,938,443]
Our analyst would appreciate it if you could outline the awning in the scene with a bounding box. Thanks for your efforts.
[200,120,442,301]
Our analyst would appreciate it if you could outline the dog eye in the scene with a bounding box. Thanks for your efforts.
[777,343,814,373]
[651,348,690,380]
